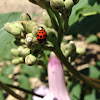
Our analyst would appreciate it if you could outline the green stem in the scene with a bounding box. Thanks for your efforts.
[53,43,100,90]
[0,81,26,100]
[53,11,63,32]
[47,9,59,31]
[53,11,64,45]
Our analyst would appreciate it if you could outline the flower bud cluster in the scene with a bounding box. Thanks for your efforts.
[4,13,39,66]
[29,0,78,12]
[4,13,58,66]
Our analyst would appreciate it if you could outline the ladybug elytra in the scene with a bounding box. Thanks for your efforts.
[37,26,47,43]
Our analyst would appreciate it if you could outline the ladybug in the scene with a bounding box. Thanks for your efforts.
[37,26,47,43]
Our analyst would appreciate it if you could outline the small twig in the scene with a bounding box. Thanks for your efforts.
[0,27,4,32]
[6,84,43,98]
[0,81,26,100]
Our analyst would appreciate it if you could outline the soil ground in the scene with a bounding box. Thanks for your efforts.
[0,0,45,23]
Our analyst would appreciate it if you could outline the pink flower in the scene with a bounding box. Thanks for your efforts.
[43,52,71,100]
[32,85,49,100]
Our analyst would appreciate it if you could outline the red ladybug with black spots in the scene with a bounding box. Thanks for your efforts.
[37,26,47,43]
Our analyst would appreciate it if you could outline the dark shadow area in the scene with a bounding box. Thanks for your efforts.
[67,14,100,37]
[88,0,100,6]
[80,68,89,76]
[95,90,100,99]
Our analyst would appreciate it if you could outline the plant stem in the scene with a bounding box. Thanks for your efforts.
[53,11,64,45]
[6,84,43,98]
[0,81,26,100]
[47,9,59,31]
[53,43,100,90]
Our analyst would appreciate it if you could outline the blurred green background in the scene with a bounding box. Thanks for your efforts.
[0,0,100,100]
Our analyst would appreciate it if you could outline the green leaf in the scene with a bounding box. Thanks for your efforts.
[67,0,100,36]
[84,89,96,100]
[0,76,12,84]
[0,12,22,60]
[1,65,14,76]
[18,74,31,90]
[96,61,100,66]
[21,64,43,78]
[70,83,81,100]
[86,35,98,43]
[89,66,100,79]
[0,90,4,100]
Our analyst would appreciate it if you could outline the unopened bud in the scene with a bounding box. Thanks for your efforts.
[18,57,24,63]
[25,54,36,66]
[20,39,25,44]
[32,26,39,37]
[76,48,85,55]
[5,23,21,36]
[11,49,19,56]
[12,58,20,65]
[17,46,24,56]
[13,22,24,31]
[22,48,31,57]
[20,13,31,21]
[50,0,64,11]
[64,0,74,10]
[46,28,57,43]
[22,21,37,33]
[25,33,34,46]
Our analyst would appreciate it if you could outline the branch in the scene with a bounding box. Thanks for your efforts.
[6,84,43,98]
[0,81,26,100]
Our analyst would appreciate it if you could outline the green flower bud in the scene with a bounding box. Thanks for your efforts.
[25,33,34,46]
[18,57,24,63]
[22,48,31,57]
[43,12,52,28]
[64,49,70,57]
[13,22,24,31]
[32,37,37,42]
[22,21,37,33]
[11,49,19,56]
[68,41,76,51]
[25,54,36,66]
[50,0,64,11]
[5,23,21,36]
[60,44,66,54]
[12,58,20,65]
[65,41,76,57]
[20,39,25,44]
[32,26,39,37]
[17,46,24,56]
[20,32,27,38]
[36,0,50,9]
[46,28,57,43]
[20,13,31,21]
[64,0,74,10]
[76,48,85,55]
[26,33,33,39]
